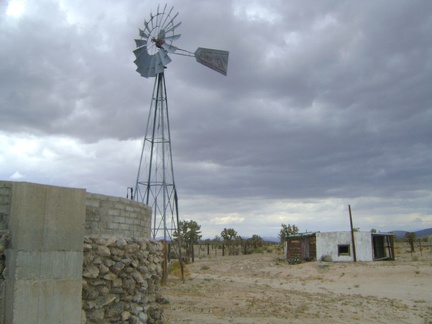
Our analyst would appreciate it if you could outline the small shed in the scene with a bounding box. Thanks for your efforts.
[285,231,395,262]
[284,232,317,261]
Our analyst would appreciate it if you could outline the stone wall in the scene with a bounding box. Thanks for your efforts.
[82,237,164,323]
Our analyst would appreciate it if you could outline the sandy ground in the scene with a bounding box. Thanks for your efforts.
[162,245,432,323]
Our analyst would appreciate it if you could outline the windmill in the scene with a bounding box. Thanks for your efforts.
[133,4,229,242]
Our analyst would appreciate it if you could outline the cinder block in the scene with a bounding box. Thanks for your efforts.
[108,209,120,217]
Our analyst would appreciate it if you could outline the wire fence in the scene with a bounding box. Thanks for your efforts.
[168,242,276,263]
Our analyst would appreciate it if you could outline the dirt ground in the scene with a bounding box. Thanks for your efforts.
[162,244,432,323]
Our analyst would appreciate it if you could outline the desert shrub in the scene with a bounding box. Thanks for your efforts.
[266,246,275,253]
[253,247,265,254]
[287,257,303,264]
[200,265,210,270]
[168,260,190,278]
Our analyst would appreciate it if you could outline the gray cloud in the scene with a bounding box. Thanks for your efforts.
[1,0,431,237]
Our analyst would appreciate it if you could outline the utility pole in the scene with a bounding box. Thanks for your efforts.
[348,205,357,262]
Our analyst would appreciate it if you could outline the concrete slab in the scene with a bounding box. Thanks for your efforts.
[9,182,85,251]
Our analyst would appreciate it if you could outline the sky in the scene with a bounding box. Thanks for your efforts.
[1,0,431,239]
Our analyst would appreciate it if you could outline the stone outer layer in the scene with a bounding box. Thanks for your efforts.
[82,236,164,323]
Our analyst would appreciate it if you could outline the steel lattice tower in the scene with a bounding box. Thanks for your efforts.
[134,72,179,241]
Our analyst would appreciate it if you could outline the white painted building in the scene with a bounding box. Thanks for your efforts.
[285,231,395,262]
[316,231,372,262]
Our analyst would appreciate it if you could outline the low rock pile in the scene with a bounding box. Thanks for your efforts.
[82,236,165,323]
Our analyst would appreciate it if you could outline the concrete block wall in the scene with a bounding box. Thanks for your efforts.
[85,193,151,239]
[1,181,86,324]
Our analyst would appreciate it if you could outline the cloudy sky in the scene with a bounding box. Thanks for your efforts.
[1,0,431,239]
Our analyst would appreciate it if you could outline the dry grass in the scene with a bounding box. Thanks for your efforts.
[162,244,432,323]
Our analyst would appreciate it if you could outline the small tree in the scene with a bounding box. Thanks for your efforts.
[278,224,299,243]
[221,228,238,241]
[221,228,238,255]
[248,234,264,249]
[405,232,416,252]
[176,220,202,262]
[245,234,265,254]
[213,235,222,247]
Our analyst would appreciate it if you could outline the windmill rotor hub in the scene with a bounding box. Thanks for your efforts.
[152,37,165,48]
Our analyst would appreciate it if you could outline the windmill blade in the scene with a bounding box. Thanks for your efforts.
[136,65,149,78]
[194,47,229,76]
[161,3,168,16]
[139,28,149,39]
[135,39,147,47]
[158,48,172,65]
[148,56,157,76]
[164,21,181,34]
[165,12,179,29]
[150,13,155,30]
[158,29,166,40]
[133,46,148,58]
[144,20,151,34]
[136,56,151,77]
[163,34,181,42]
[134,53,151,70]
[155,5,163,29]
[161,43,178,54]
[161,6,174,29]
[154,53,165,75]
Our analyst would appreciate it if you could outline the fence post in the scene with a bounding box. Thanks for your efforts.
[161,241,168,285]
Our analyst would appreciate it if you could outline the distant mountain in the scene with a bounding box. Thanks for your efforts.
[391,231,407,239]
[415,228,432,237]
[390,228,432,239]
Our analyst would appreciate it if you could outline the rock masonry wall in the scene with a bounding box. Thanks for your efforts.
[82,236,164,323]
